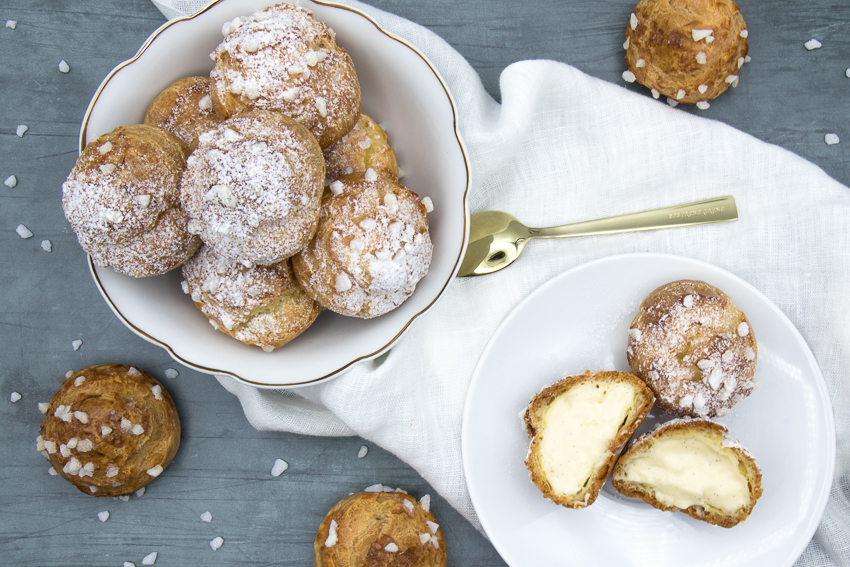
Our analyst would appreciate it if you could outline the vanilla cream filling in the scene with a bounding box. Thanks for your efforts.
[538,381,636,496]
[621,435,749,512]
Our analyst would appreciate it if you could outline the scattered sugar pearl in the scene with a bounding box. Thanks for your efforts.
[329,180,344,195]
[426,521,439,534]
[262,345,274,352]
[325,519,338,547]
[141,552,157,565]
[696,101,710,110]
[136,487,145,498]
[357,445,368,458]
[630,13,638,30]
[357,138,371,150]
[667,97,679,107]
[128,367,141,376]
[67,437,79,449]
[705,35,715,43]
[136,195,151,208]
[745,55,751,63]
[165,368,178,379]
[419,533,430,544]
[846,68,850,78]
[698,84,708,94]
[77,439,93,452]
[146,465,163,477]
[4,175,17,188]
[695,51,707,64]
[421,196,434,213]
[334,273,352,292]
[707,367,724,390]
[6,20,17,29]
[805,39,822,50]
[16,224,32,238]
[63,457,82,475]
[737,56,745,69]
[740,29,748,38]
[38,402,49,414]
[98,141,113,155]
[106,465,119,478]
[419,494,431,512]
[628,328,641,341]
[623,37,630,50]
[118,495,130,502]
[201,511,213,523]
[825,133,840,145]
[151,385,162,401]
[121,418,132,431]
[48,467,58,476]
[359,218,376,231]
[745,347,756,360]
[16,125,28,137]
[622,70,636,83]
[97,511,110,522]
[101,425,112,436]
[10,391,21,403]
[676,89,685,100]
[683,295,694,308]
[725,74,738,84]
[58,60,70,73]
[59,444,71,457]
[383,193,397,209]
[651,88,659,99]
[364,167,378,182]
[402,499,414,513]
[132,424,145,435]
[74,411,88,424]
[430,535,439,549]
[384,543,399,553]
[397,166,405,179]
[271,458,289,477]
[210,537,224,551]
[74,376,85,387]
[71,339,82,351]
[737,322,750,336]
[635,58,645,68]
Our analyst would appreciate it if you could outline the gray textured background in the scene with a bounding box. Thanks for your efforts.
[1,0,847,565]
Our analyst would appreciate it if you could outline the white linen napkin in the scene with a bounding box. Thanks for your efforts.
[153,1,850,564]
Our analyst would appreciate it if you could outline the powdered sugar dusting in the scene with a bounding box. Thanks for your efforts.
[180,112,323,265]
[627,281,758,418]
[210,4,359,147]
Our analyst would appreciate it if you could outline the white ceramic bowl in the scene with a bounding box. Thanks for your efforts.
[80,0,469,387]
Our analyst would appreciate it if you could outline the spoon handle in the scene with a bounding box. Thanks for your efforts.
[527,195,738,239]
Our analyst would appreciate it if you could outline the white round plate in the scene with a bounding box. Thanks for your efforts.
[80,0,469,387]
[462,253,835,567]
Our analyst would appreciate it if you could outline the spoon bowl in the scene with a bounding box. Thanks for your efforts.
[457,195,738,277]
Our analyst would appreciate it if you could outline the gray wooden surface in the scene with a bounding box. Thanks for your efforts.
[0,0,846,565]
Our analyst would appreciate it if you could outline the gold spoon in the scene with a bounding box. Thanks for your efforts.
[457,195,737,277]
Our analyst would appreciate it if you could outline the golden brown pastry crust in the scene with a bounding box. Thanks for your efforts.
[179,110,325,265]
[210,3,361,148]
[612,418,763,527]
[181,244,322,350]
[315,491,446,567]
[144,76,223,151]
[523,370,654,509]
[39,364,181,497]
[324,113,398,183]
[62,124,201,277]
[624,0,748,103]
[627,280,758,418]
[292,173,432,319]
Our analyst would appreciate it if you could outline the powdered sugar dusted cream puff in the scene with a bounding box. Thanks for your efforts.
[38,364,180,497]
[323,113,398,183]
[144,76,223,150]
[627,280,758,418]
[62,124,201,277]
[210,3,361,148]
[181,244,321,351]
[292,170,432,319]
[623,0,748,105]
[180,110,325,265]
